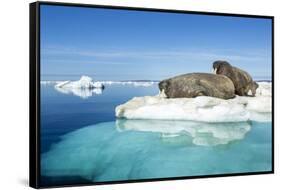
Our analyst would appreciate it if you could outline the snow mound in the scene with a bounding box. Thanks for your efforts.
[55,76,104,89]
[256,82,272,96]
[116,82,272,122]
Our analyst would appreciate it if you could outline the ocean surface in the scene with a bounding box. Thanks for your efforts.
[40,80,272,187]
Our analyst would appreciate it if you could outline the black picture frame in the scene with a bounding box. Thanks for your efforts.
[29,1,274,189]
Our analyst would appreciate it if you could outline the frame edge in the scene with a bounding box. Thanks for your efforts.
[31,1,275,188]
[29,1,40,189]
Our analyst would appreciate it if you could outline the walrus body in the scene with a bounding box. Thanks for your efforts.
[213,61,258,96]
[159,73,235,99]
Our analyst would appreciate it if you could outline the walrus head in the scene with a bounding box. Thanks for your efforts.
[158,80,171,97]
[212,60,232,75]
[248,81,259,96]
[213,60,235,82]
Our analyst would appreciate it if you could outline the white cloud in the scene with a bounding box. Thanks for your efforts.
[42,45,270,64]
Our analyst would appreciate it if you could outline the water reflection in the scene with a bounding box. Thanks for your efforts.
[54,86,103,98]
[116,119,251,146]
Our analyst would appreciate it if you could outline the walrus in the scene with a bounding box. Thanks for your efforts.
[212,60,258,96]
[158,73,235,99]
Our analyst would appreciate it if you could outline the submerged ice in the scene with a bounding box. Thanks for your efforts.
[116,119,251,146]
[41,120,271,182]
[116,82,272,122]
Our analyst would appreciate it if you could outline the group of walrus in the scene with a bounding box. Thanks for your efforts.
[158,60,259,100]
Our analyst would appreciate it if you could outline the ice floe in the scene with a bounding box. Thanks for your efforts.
[255,82,272,97]
[116,82,272,122]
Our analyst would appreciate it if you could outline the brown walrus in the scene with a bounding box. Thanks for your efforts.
[212,60,258,96]
[158,73,235,99]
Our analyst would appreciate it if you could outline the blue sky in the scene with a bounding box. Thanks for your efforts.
[40,5,272,80]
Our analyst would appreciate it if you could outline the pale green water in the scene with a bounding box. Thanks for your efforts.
[41,119,272,184]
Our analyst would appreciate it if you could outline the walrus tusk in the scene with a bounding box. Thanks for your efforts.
[159,89,167,98]
[212,68,217,74]
[247,90,253,96]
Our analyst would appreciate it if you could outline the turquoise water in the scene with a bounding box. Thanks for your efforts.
[41,120,272,185]
[40,83,272,186]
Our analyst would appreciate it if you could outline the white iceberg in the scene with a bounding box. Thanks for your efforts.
[54,76,104,98]
[99,80,157,87]
[116,119,251,146]
[55,76,104,89]
[116,82,272,122]
[41,81,57,85]
[55,86,103,99]
[41,79,157,87]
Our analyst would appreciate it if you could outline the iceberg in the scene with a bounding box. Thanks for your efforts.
[116,82,272,122]
[55,86,103,99]
[99,80,157,87]
[55,76,104,89]
[40,80,60,85]
[41,80,157,87]
[53,76,104,98]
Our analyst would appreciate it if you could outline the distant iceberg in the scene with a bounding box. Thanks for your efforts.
[53,76,104,98]
[55,76,104,89]
[41,79,158,87]
[40,80,64,85]
[99,81,157,87]
[55,86,103,99]
[116,82,272,122]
